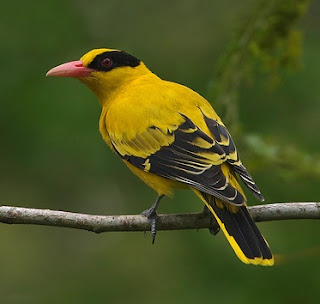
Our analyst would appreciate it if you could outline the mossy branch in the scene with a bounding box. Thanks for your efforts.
[0,202,319,233]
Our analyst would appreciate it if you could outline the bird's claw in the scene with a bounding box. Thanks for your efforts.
[201,205,220,235]
[208,225,220,235]
[150,215,158,244]
[141,195,164,244]
[141,208,158,244]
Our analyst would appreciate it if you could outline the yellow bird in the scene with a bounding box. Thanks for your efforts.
[46,48,273,266]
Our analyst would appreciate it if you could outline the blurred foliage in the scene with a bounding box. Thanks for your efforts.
[244,135,320,181]
[208,0,310,126]
[207,0,320,186]
[1,0,320,303]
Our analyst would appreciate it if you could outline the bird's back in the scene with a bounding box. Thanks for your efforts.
[102,74,222,144]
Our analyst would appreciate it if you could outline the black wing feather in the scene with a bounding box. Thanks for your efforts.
[203,115,264,201]
[117,115,246,205]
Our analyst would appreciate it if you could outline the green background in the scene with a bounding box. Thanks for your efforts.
[1,0,320,303]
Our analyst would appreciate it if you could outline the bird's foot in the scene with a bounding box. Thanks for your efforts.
[208,222,220,235]
[141,194,164,244]
[141,208,158,244]
[201,205,220,235]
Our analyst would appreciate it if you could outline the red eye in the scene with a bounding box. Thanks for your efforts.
[101,58,112,68]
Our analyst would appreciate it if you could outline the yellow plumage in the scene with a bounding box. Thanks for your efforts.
[47,48,274,266]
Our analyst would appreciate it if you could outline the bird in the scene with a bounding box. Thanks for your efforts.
[46,48,274,266]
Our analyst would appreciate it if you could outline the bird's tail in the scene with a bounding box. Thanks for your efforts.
[194,190,274,266]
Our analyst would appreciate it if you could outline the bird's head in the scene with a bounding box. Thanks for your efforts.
[46,48,150,102]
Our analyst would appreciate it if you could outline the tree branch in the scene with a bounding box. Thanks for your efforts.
[0,202,319,234]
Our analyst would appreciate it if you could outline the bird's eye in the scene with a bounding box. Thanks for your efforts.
[101,58,113,68]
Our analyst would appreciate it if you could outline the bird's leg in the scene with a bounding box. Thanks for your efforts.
[202,205,220,236]
[141,194,164,244]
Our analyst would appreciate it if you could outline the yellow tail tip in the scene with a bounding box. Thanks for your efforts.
[241,256,274,266]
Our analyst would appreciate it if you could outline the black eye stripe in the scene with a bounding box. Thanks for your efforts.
[88,51,140,72]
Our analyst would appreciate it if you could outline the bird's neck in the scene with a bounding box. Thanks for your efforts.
[79,63,153,107]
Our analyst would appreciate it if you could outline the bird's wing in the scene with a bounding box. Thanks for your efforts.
[110,113,253,205]
[203,115,264,201]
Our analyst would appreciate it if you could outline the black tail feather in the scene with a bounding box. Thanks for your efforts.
[202,192,273,265]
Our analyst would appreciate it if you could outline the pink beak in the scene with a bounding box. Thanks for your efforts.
[46,60,93,78]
